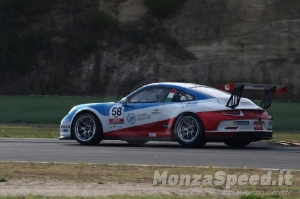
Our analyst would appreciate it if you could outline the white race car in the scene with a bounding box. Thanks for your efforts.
[60,82,287,147]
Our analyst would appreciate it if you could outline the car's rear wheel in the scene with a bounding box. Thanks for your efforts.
[72,112,103,145]
[126,140,148,146]
[174,113,206,147]
[224,141,251,148]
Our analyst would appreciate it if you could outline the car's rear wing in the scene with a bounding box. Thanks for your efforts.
[221,83,287,109]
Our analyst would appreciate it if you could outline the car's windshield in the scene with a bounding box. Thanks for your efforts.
[128,87,170,103]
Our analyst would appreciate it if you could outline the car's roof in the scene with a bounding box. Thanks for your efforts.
[138,82,230,100]
[147,82,207,89]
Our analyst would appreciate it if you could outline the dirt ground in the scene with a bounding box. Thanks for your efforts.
[0,179,235,197]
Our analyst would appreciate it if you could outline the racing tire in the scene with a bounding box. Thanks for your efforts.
[72,112,103,145]
[173,113,206,147]
[126,140,148,146]
[224,141,251,148]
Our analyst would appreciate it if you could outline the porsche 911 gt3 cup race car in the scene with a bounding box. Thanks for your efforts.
[60,82,287,147]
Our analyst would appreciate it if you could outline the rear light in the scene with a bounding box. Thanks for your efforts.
[222,110,242,116]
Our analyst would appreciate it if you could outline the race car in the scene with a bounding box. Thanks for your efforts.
[59,82,287,147]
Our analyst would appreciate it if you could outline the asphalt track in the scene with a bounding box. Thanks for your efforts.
[0,138,299,170]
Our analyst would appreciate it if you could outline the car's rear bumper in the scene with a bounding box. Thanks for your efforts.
[205,131,273,142]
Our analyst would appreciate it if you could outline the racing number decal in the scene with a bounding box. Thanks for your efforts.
[111,107,123,116]
[109,105,124,125]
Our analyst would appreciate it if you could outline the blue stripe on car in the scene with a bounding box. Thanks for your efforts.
[68,83,215,117]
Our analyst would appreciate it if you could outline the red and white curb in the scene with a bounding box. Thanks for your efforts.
[274,141,300,146]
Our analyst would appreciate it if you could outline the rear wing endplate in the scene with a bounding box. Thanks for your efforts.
[221,83,287,109]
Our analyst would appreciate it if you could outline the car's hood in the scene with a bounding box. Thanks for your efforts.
[68,102,118,114]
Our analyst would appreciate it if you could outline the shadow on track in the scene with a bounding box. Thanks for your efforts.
[64,141,284,152]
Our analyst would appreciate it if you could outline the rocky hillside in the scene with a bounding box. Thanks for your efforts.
[0,0,299,100]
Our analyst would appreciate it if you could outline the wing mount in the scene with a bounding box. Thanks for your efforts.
[225,84,244,109]
[221,83,287,109]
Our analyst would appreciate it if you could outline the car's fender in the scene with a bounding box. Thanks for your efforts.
[72,106,110,133]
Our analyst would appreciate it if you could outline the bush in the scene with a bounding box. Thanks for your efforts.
[63,29,98,66]
[0,0,51,75]
[0,177,7,182]
[86,11,115,34]
[0,31,51,75]
[143,0,185,18]
[63,11,115,66]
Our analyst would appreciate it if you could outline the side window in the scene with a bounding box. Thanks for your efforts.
[128,87,171,103]
[172,90,195,102]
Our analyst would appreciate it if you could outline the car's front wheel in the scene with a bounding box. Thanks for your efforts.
[174,113,206,147]
[72,112,103,145]
[224,141,251,148]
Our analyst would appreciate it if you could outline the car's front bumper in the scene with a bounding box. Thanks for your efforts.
[59,123,71,139]
[59,114,74,139]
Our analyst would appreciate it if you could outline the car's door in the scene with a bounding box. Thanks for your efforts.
[123,86,171,138]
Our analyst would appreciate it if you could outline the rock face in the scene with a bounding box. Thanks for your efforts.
[162,0,300,93]
[100,0,300,99]
[1,0,299,99]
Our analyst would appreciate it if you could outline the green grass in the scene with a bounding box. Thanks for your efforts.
[0,96,299,132]
[0,195,297,199]
[0,96,121,124]
[0,196,240,199]
[272,132,300,142]
[262,101,300,132]
[0,95,298,142]
[0,125,58,138]
[0,195,294,199]
[238,195,286,199]
[0,124,299,141]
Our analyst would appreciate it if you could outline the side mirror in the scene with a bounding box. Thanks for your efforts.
[121,97,128,107]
